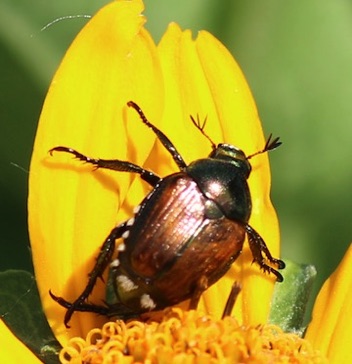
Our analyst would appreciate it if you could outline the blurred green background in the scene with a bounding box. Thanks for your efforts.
[1,0,351,318]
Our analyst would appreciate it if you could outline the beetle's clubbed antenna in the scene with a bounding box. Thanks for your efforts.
[127,101,187,171]
[190,114,216,151]
[246,134,282,160]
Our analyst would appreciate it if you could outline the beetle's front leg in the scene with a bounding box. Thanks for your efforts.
[50,222,128,328]
[49,147,161,187]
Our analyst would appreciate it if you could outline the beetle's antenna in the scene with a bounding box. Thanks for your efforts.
[190,114,216,150]
[247,134,282,160]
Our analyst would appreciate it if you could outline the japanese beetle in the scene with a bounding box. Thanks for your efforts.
[50,101,285,327]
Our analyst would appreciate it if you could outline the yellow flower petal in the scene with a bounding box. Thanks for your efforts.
[305,243,352,362]
[29,0,163,343]
[157,23,280,324]
[0,319,41,363]
[29,0,280,346]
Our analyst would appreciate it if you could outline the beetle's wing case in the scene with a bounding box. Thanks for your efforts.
[113,172,246,312]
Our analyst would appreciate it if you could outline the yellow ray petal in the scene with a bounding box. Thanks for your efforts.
[29,0,163,344]
[29,0,281,346]
[305,243,352,362]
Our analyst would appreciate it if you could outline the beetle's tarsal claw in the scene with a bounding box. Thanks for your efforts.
[277,259,286,270]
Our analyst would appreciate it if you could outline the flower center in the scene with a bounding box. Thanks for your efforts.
[59,308,327,364]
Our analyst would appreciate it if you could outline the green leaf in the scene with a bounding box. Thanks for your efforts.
[0,270,61,364]
[269,261,317,336]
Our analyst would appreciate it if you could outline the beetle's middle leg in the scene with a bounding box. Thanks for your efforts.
[245,224,285,282]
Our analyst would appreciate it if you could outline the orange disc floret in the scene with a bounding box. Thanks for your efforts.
[59,308,327,364]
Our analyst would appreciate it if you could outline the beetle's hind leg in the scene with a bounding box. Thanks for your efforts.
[245,225,285,282]
[49,291,139,321]
[188,278,242,318]
[50,222,129,328]
[188,276,209,310]
[222,282,242,318]
[49,291,110,316]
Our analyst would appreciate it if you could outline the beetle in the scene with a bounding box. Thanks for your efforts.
[49,101,285,327]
